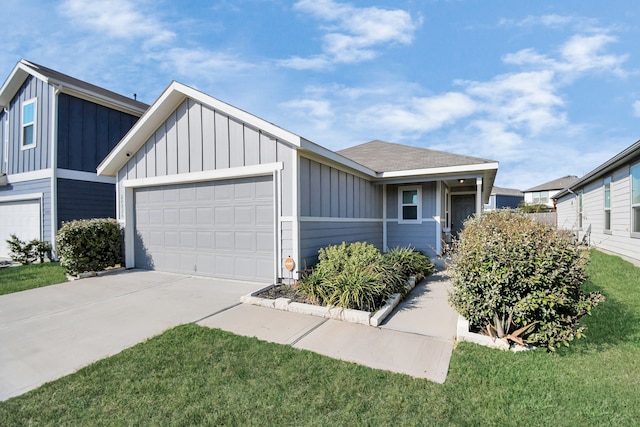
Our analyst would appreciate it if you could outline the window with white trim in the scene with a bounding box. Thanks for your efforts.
[578,190,583,229]
[632,164,640,234]
[398,186,421,223]
[604,177,611,232]
[21,98,36,149]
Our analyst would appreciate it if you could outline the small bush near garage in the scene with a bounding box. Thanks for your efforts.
[5,234,51,264]
[448,209,604,351]
[56,218,122,276]
[298,242,434,311]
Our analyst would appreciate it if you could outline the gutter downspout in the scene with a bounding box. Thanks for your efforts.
[50,84,61,258]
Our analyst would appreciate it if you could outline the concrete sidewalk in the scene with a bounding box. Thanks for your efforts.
[199,268,458,383]
[1,266,458,401]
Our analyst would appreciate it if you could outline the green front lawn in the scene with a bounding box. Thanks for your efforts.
[1,250,638,425]
[0,262,67,296]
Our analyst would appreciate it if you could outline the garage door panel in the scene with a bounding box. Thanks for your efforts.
[134,176,274,282]
[0,199,42,259]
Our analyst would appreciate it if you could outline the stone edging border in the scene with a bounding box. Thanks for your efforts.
[241,277,417,327]
[456,316,534,352]
[67,267,127,281]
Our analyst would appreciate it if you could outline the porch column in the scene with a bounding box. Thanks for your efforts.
[476,177,482,215]
[382,183,387,251]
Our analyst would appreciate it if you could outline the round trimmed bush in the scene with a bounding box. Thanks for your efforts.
[448,210,603,351]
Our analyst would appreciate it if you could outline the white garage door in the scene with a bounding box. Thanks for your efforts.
[0,199,42,258]
[134,176,274,282]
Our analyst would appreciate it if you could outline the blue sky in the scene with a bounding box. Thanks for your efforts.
[2,0,639,190]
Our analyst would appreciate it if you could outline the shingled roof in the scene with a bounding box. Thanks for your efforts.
[337,140,496,173]
[0,59,148,114]
[524,175,578,193]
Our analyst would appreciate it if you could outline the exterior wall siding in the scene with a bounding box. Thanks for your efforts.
[298,156,382,218]
[57,93,139,173]
[386,221,438,256]
[57,178,116,226]
[5,76,52,174]
[299,220,383,265]
[557,163,640,262]
[0,178,51,243]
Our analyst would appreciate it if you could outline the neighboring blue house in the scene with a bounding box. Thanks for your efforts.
[484,186,524,211]
[98,82,498,283]
[0,60,148,258]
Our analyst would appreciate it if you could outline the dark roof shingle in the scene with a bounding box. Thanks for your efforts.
[337,140,496,173]
[524,175,578,192]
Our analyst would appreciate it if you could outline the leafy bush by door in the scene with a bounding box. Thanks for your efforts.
[448,209,604,351]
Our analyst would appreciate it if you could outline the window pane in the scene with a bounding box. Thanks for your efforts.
[632,165,640,205]
[23,102,34,124]
[402,190,418,205]
[541,191,549,202]
[403,206,418,220]
[634,207,640,233]
[605,210,611,231]
[23,125,33,146]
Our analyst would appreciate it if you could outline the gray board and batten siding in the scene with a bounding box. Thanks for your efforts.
[1,76,52,174]
[119,97,296,280]
[298,155,383,264]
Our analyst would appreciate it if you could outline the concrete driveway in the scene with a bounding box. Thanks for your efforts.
[0,270,259,401]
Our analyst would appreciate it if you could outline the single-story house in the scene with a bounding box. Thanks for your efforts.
[523,175,578,210]
[98,82,498,283]
[0,60,147,258]
[554,139,640,264]
[484,186,523,211]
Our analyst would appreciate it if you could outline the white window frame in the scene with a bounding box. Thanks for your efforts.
[604,176,612,233]
[21,98,37,150]
[398,185,422,224]
[631,163,640,237]
[577,190,583,230]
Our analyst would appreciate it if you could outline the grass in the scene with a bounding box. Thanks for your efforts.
[0,262,67,295]
[0,250,638,425]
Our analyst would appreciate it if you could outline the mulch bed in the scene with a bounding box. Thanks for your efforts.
[255,284,318,305]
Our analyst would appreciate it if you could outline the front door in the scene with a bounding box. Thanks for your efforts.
[451,194,476,237]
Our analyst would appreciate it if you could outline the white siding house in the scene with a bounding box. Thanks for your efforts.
[554,140,640,264]
[523,175,578,210]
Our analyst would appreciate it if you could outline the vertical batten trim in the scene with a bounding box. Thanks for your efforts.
[382,183,387,251]
[50,84,60,254]
[291,148,300,273]
[435,182,442,255]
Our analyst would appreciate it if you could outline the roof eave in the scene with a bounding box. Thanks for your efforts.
[554,139,640,200]
[377,162,499,179]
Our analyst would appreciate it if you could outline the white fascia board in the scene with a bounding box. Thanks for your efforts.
[377,162,499,179]
[0,65,30,107]
[6,169,53,183]
[57,169,116,184]
[0,192,43,203]
[299,138,377,178]
[177,83,302,147]
[56,85,146,116]
[98,82,187,177]
[123,162,283,188]
[99,81,303,177]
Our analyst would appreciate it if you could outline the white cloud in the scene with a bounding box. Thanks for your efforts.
[356,92,476,135]
[59,0,174,46]
[503,33,628,79]
[282,0,421,69]
[280,99,335,130]
[632,101,640,117]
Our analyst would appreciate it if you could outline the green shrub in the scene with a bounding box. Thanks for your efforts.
[448,209,604,351]
[5,234,51,264]
[56,218,122,276]
[298,242,434,311]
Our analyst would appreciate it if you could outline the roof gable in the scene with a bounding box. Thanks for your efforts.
[98,81,303,176]
[524,175,578,192]
[0,59,147,115]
